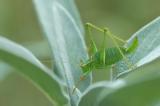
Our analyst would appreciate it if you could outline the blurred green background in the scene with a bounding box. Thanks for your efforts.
[0,0,160,105]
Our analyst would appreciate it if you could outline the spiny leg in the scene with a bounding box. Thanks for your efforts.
[86,23,132,68]
[99,29,106,65]
[78,23,98,75]
[85,23,98,56]
[86,23,136,69]
[103,27,134,69]
[73,24,97,93]
[86,23,126,65]
[86,23,127,44]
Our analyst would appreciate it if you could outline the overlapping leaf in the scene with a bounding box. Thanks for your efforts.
[34,0,91,105]
[79,59,160,106]
[0,36,67,106]
[113,17,160,79]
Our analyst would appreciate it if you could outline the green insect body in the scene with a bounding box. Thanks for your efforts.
[81,43,137,74]
[72,23,138,94]
[80,48,124,75]
[80,23,139,76]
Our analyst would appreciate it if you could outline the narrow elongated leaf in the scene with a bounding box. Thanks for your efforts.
[34,0,91,105]
[0,41,51,81]
[113,17,160,79]
[0,36,67,106]
[0,41,53,81]
[78,80,125,106]
[79,59,160,106]
[98,59,160,106]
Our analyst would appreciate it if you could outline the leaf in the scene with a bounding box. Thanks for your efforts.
[0,36,68,106]
[79,58,160,106]
[0,41,51,81]
[0,40,52,78]
[98,59,160,106]
[113,17,160,79]
[34,0,91,105]
[78,80,125,106]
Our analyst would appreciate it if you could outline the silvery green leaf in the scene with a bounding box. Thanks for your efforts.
[34,0,91,105]
[113,17,160,79]
[0,36,67,106]
[79,59,160,106]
